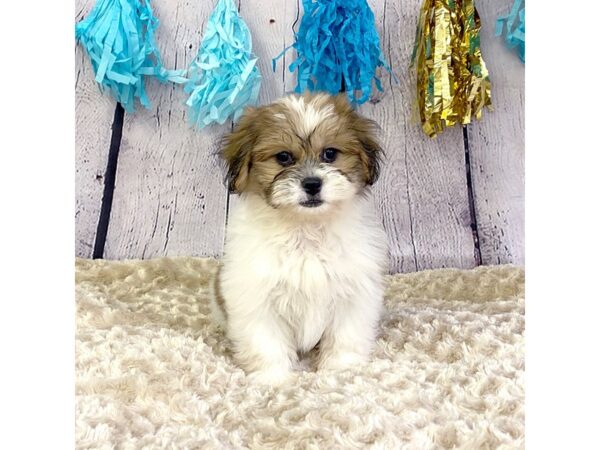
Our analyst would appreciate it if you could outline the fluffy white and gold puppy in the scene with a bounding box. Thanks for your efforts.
[211,92,388,384]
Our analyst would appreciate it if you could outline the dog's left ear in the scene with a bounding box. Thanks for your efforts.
[333,94,383,185]
[352,114,384,186]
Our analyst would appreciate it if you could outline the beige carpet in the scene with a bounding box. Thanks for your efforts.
[75,258,524,449]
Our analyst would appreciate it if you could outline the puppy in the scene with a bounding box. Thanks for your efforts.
[211,93,388,384]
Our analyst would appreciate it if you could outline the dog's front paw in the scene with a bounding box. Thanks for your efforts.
[247,366,294,387]
[318,350,368,371]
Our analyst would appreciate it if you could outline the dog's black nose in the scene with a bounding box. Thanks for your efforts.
[302,177,322,196]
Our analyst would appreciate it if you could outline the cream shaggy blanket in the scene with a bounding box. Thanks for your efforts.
[75,258,524,449]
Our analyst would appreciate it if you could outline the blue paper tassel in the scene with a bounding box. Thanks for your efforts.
[184,0,262,129]
[496,0,525,63]
[274,0,393,104]
[76,0,187,113]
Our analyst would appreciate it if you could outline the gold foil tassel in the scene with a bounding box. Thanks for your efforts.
[411,0,492,138]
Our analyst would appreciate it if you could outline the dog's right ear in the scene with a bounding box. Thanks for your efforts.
[221,107,259,193]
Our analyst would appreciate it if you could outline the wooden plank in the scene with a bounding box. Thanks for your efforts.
[75,0,115,258]
[467,0,525,265]
[241,0,297,103]
[104,0,230,259]
[360,0,478,272]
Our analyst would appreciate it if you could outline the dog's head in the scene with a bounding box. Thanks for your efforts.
[222,93,383,215]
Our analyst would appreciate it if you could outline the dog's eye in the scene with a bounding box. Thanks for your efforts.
[321,148,338,163]
[275,151,294,166]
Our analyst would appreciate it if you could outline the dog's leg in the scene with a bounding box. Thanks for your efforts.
[318,289,383,371]
[228,314,298,385]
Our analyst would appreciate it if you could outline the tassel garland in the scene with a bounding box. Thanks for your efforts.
[276,0,393,104]
[75,0,186,113]
[496,0,525,63]
[411,0,492,137]
[184,0,262,129]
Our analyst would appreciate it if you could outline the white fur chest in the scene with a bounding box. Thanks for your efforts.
[263,225,346,351]
[220,194,388,353]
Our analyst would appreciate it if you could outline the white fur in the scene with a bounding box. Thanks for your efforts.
[277,94,334,138]
[214,191,388,384]
[269,164,358,214]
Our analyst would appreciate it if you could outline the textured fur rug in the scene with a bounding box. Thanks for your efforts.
[75,258,524,449]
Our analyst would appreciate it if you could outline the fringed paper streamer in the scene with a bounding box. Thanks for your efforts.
[496,0,525,63]
[75,0,187,113]
[411,0,492,138]
[184,0,261,129]
[274,0,393,105]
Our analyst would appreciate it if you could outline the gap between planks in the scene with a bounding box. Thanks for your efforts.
[92,103,125,259]
[462,126,483,266]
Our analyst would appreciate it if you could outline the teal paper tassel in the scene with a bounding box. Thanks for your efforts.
[496,0,525,63]
[274,0,393,104]
[75,0,187,113]
[184,0,262,129]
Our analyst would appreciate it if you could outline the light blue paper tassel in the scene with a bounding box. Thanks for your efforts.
[496,0,525,63]
[76,0,187,113]
[184,0,262,129]
[274,0,393,104]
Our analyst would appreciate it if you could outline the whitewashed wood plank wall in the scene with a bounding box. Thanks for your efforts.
[75,0,524,273]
